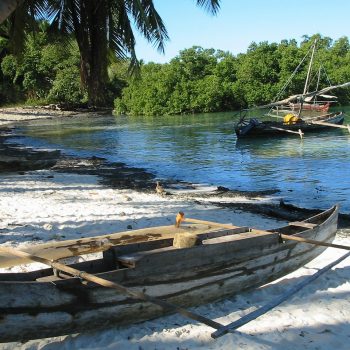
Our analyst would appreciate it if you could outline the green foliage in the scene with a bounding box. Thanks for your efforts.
[115,47,240,116]
[1,54,17,80]
[48,65,86,105]
[2,28,350,113]
[47,43,87,105]
[115,36,350,116]
[0,21,131,107]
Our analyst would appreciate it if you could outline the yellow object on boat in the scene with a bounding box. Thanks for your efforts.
[284,114,301,124]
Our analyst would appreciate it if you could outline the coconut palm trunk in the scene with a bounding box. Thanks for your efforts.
[71,0,109,106]
[0,0,24,24]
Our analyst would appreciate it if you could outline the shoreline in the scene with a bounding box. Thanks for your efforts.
[0,106,113,127]
[0,108,350,349]
[2,106,349,226]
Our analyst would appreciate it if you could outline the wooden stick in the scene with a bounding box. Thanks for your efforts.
[175,212,239,230]
[0,246,222,331]
[280,234,350,251]
[268,125,304,138]
[310,120,350,133]
[212,251,350,338]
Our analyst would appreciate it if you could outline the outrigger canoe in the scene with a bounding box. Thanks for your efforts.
[0,205,339,342]
[235,111,345,138]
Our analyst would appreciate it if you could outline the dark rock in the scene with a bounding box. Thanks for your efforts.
[217,186,230,192]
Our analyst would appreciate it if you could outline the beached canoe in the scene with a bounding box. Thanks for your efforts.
[0,205,339,342]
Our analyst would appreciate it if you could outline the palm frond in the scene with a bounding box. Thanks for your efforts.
[109,1,135,57]
[47,0,75,34]
[196,0,220,15]
[28,0,47,21]
[126,0,169,53]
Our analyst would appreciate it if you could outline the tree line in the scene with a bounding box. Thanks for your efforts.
[1,32,350,114]
[115,35,350,116]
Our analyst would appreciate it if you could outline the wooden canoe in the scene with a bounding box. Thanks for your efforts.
[0,205,339,342]
[235,111,345,138]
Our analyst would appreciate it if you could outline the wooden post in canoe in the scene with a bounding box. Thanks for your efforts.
[0,246,223,331]
[175,211,240,229]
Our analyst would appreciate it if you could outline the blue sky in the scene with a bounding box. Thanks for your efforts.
[134,0,350,63]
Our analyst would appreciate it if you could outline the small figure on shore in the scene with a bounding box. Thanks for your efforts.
[155,181,165,195]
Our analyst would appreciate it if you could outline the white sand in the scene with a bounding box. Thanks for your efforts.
[0,169,349,350]
[0,107,106,127]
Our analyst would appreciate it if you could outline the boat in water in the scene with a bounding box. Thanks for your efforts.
[235,111,345,138]
[235,40,350,138]
[0,205,339,342]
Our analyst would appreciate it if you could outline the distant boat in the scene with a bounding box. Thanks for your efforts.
[289,100,331,113]
[0,205,339,342]
[235,111,345,138]
[235,40,350,138]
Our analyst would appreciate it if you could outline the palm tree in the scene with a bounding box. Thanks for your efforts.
[1,0,221,106]
[0,1,24,24]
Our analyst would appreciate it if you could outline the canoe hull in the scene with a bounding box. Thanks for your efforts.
[289,102,330,112]
[235,112,344,138]
[0,206,339,342]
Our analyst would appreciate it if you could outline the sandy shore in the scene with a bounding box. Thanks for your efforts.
[0,109,349,349]
[0,169,349,350]
[0,106,111,127]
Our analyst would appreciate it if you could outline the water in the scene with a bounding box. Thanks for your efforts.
[12,109,350,212]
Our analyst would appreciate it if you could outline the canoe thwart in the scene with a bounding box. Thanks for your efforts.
[288,221,317,229]
[280,234,350,251]
[175,211,240,229]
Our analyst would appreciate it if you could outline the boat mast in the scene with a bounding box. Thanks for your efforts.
[303,39,317,95]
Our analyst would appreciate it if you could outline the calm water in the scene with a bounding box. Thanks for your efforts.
[13,108,350,212]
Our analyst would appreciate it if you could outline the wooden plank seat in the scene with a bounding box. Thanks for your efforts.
[116,227,269,269]
[288,221,317,229]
